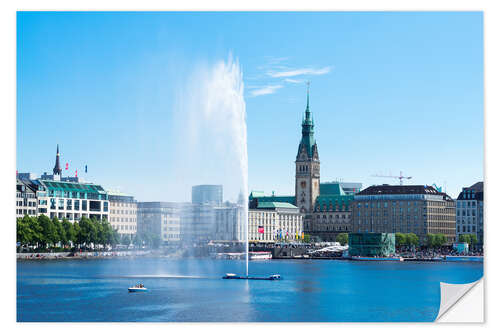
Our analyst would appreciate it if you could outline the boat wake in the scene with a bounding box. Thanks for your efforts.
[119,274,209,279]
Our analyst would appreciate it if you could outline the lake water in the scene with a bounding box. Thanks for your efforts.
[17,258,483,322]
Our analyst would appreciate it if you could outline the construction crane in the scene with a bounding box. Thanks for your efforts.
[371,171,412,185]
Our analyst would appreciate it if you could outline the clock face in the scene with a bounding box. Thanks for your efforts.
[301,181,306,189]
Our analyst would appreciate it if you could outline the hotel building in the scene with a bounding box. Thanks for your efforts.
[351,185,456,245]
[248,200,303,243]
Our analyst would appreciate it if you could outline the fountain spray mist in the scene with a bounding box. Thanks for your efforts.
[174,55,249,276]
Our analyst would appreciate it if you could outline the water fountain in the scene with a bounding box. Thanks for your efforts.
[175,54,279,280]
[174,55,249,275]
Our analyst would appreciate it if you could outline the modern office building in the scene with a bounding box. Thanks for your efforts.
[108,190,138,235]
[248,201,303,243]
[456,182,484,247]
[137,202,181,244]
[192,185,223,205]
[351,185,456,245]
[16,178,38,218]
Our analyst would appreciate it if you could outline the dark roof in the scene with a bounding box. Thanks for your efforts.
[16,179,38,193]
[357,185,442,196]
[457,182,484,201]
[468,182,483,192]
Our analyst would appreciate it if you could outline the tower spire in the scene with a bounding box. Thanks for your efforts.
[306,81,310,111]
[53,144,62,176]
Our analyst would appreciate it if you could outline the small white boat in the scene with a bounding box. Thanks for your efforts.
[249,251,272,260]
[128,284,148,292]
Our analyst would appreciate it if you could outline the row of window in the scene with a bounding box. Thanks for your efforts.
[16,209,36,215]
[110,201,136,207]
[457,209,476,217]
[47,199,108,212]
[110,209,136,215]
[117,225,137,231]
[16,201,36,207]
[110,217,137,222]
[458,225,476,233]
[16,193,35,198]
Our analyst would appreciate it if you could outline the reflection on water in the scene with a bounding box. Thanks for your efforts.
[17,258,483,322]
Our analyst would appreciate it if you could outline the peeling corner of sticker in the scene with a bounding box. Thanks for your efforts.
[435,278,484,322]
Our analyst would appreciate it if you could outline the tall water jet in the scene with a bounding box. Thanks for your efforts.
[174,55,249,276]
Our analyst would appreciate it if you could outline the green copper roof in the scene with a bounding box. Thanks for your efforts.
[249,191,266,199]
[320,182,346,196]
[315,194,354,212]
[249,191,295,204]
[39,180,107,194]
[257,202,299,209]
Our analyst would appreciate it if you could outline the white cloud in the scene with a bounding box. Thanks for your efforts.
[267,66,332,78]
[284,78,303,84]
[249,85,283,97]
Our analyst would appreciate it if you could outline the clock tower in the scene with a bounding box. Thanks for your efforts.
[295,84,320,214]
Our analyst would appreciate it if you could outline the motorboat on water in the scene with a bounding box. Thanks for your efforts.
[128,283,148,292]
[222,273,281,280]
[249,251,272,260]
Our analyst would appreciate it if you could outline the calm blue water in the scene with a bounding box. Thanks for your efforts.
[17,258,483,322]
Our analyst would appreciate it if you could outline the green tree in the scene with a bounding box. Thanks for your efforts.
[336,233,348,246]
[133,233,142,246]
[469,234,478,247]
[54,218,67,247]
[395,233,407,247]
[303,234,311,243]
[458,234,470,244]
[88,218,99,247]
[95,219,106,247]
[426,234,436,248]
[78,217,94,248]
[121,234,131,246]
[73,220,83,247]
[17,216,33,246]
[29,215,44,248]
[407,233,419,247]
[435,234,447,248]
[61,219,75,247]
[38,215,58,248]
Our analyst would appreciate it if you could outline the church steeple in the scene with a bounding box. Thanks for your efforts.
[53,144,62,176]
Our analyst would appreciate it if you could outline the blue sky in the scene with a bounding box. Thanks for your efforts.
[17,12,483,201]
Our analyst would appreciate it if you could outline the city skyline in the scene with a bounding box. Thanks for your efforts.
[17,12,483,201]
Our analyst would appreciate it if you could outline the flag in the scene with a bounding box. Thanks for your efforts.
[258,226,264,234]
[85,165,88,173]
[75,169,78,177]
[65,162,69,170]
